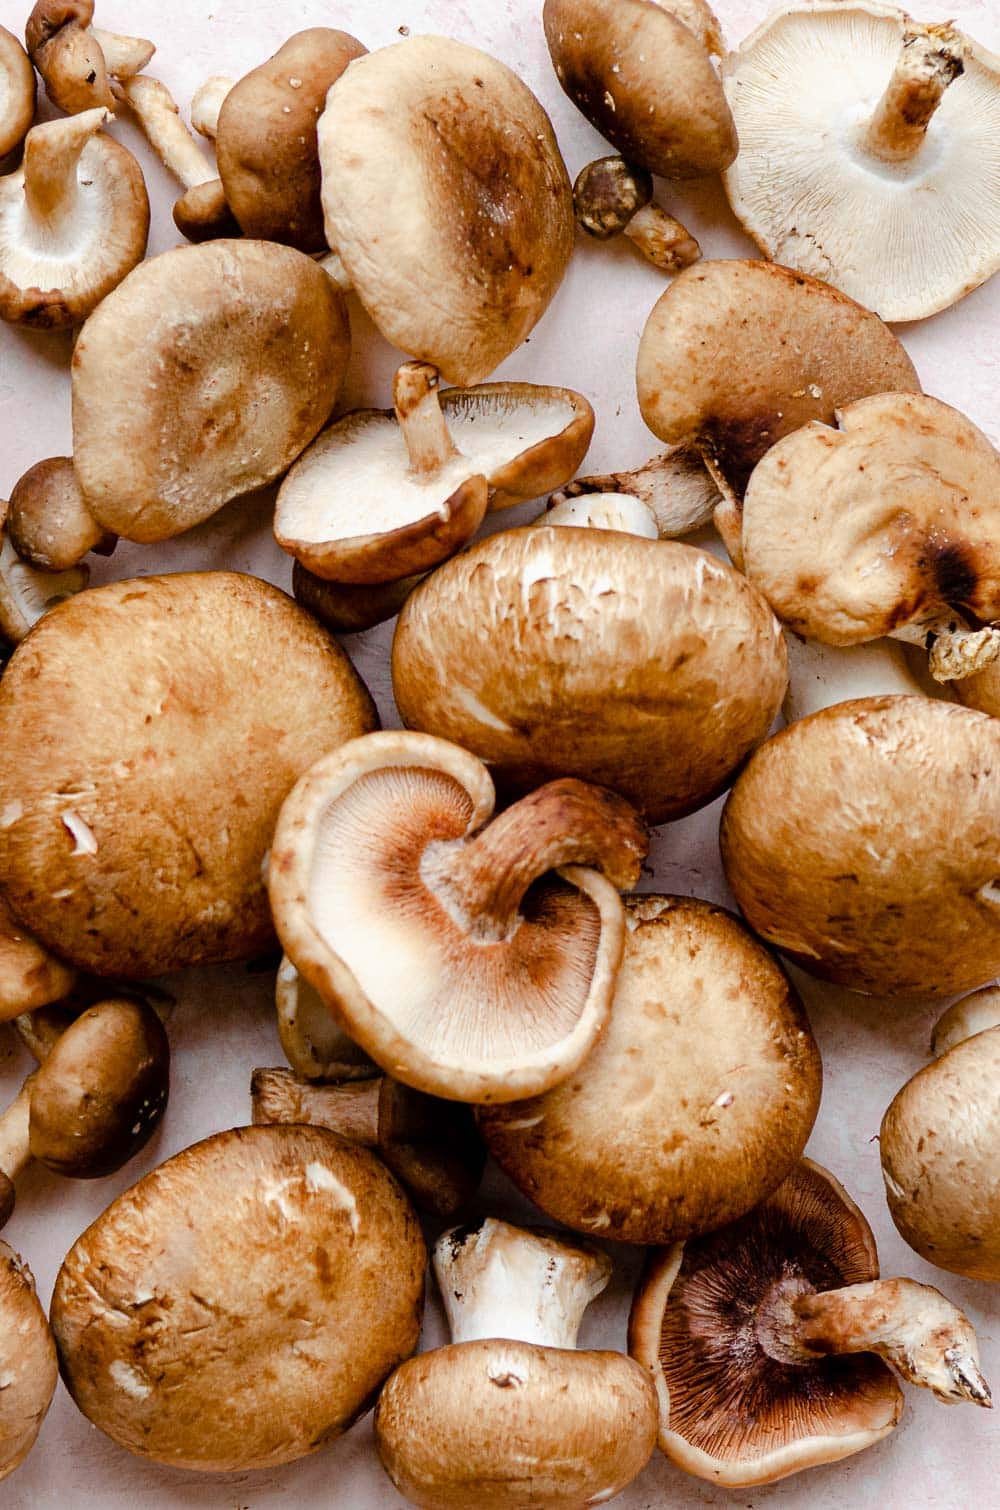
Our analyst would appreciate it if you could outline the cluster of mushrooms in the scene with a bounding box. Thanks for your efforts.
[0,0,997,1502]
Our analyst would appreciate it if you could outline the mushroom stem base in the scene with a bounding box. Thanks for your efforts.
[862,25,965,164]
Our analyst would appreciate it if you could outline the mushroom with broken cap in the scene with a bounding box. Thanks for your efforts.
[629,1159,991,1487]
[268,729,647,1104]
[0,504,88,645]
[0,1241,57,1482]
[25,1,153,114]
[275,956,374,1081]
[115,75,238,241]
[8,457,114,570]
[723,3,1000,321]
[572,156,701,273]
[0,28,34,163]
[375,1217,658,1509]
[51,1124,426,1470]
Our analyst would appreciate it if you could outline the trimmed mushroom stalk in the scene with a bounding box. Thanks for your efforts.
[894,617,1000,683]
[25,1,153,114]
[0,516,88,644]
[549,445,720,536]
[0,1240,57,1482]
[9,458,114,570]
[862,22,964,164]
[0,27,35,163]
[573,157,700,273]
[276,955,374,1080]
[375,1219,658,1509]
[190,74,233,139]
[0,895,76,1021]
[116,75,236,241]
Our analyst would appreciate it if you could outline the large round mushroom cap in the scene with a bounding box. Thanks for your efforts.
[71,240,350,541]
[0,1241,57,1482]
[318,36,574,385]
[392,527,787,823]
[0,572,377,978]
[721,696,1000,997]
[51,1125,426,1471]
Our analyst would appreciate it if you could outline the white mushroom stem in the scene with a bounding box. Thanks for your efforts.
[22,107,109,224]
[541,492,658,538]
[190,75,233,140]
[0,1077,35,1186]
[624,203,701,273]
[433,1218,611,1348]
[891,617,1000,682]
[550,447,720,537]
[252,1068,381,1143]
[117,76,215,190]
[931,985,1000,1057]
[89,28,154,81]
[863,25,966,164]
[394,362,461,480]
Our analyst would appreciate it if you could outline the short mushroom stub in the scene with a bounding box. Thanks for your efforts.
[0,1242,57,1482]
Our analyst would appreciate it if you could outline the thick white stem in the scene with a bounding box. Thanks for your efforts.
[863,25,965,164]
[624,202,700,273]
[22,108,109,223]
[891,618,1000,682]
[393,363,460,480]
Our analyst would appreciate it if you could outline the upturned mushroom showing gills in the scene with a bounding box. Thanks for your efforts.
[723,3,1000,321]
[375,1218,658,1509]
[721,696,1000,998]
[0,573,377,978]
[479,895,822,1244]
[0,28,34,163]
[268,730,648,1103]
[629,1160,991,1487]
[0,1241,57,1482]
[0,108,148,328]
[318,35,575,385]
[51,1125,426,1470]
[25,1,153,114]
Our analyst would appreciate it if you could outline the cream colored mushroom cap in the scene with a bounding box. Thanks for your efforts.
[0,1242,57,1482]
[723,2,1000,322]
[318,36,574,385]
[0,27,35,160]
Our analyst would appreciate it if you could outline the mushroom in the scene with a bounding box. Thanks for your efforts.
[723,5,1000,321]
[275,956,375,1081]
[0,28,34,164]
[0,572,377,978]
[543,0,737,178]
[189,73,233,139]
[0,509,88,644]
[628,1159,991,1487]
[268,729,647,1104]
[293,561,425,636]
[252,1067,485,1217]
[0,107,149,328]
[635,260,921,560]
[375,1218,658,1509]
[572,156,701,273]
[880,990,1000,1282]
[71,240,350,542]
[8,457,115,569]
[479,895,822,1244]
[274,363,594,583]
[114,75,238,241]
[0,1241,57,1482]
[0,894,76,1020]
[51,1124,427,1470]
[25,2,153,115]
[720,696,1000,998]
[742,393,1000,683]
[318,35,575,384]
[547,443,721,537]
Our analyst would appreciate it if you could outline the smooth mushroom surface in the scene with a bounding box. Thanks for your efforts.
[375,1218,658,1509]
[721,696,1000,997]
[71,240,350,541]
[8,457,115,570]
[190,74,233,139]
[0,511,88,646]
[723,3,1000,321]
[0,894,76,1022]
[115,75,239,243]
[318,35,575,384]
[268,729,647,1103]
[480,895,822,1244]
[629,1160,990,1487]
[25,1,152,114]
[549,443,721,537]
[0,27,34,162]
[51,1125,426,1470]
[275,956,375,1082]
[572,156,701,273]
[0,573,377,978]
[0,1241,57,1482]
[292,561,426,636]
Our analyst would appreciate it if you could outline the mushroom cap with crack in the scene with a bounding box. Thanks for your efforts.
[0,572,377,978]
[543,0,737,178]
[723,2,1000,322]
[9,457,113,570]
[628,1159,903,1485]
[721,696,1000,997]
[318,35,574,385]
[51,1125,426,1470]
[479,895,822,1244]
[392,528,788,823]
[71,240,350,541]
[0,1241,57,1482]
[0,28,34,161]
[216,28,366,251]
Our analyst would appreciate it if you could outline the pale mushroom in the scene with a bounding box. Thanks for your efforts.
[572,156,701,273]
[0,894,75,1021]
[8,457,114,569]
[0,1241,57,1482]
[0,108,148,327]
[114,75,238,241]
[629,1159,991,1487]
[0,28,34,163]
[723,3,1000,321]
[51,1125,427,1470]
[375,1218,658,1509]
[932,982,1000,1056]
[0,509,88,644]
[268,729,647,1104]
[275,956,374,1081]
[25,2,153,115]
[548,444,721,537]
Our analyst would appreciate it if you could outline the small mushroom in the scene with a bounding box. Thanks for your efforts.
[375,1218,658,1509]
[25,2,153,115]
[114,75,238,241]
[268,729,647,1104]
[0,509,88,645]
[721,696,1000,998]
[548,443,720,537]
[573,156,701,273]
[275,955,375,1081]
[880,990,1000,1282]
[252,1067,484,1217]
[8,457,115,570]
[723,5,1000,321]
[0,895,75,1021]
[0,107,149,328]
[293,561,425,636]
[629,1159,991,1487]
[0,27,34,164]
[480,895,822,1244]
[0,1241,57,1482]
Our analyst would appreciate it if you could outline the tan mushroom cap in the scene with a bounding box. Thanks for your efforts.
[721,696,1000,997]
[0,895,75,1019]
[216,28,366,251]
[268,730,647,1103]
[319,35,574,385]
[544,0,737,178]
[9,457,114,570]
[392,527,788,823]
[0,572,377,978]
[0,28,34,162]
[51,1125,426,1471]
[0,1242,57,1482]
[71,240,350,542]
[480,895,821,1244]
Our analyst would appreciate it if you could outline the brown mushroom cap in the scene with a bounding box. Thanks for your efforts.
[0,1241,57,1482]
[0,894,75,1020]
[0,572,377,978]
[216,28,366,251]
[0,513,88,645]
[480,895,822,1244]
[9,457,114,570]
[392,527,787,823]
[318,35,574,385]
[629,1159,903,1485]
[292,560,425,635]
[0,28,35,162]
[25,0,112,113]
[721,696,1000,997]
[51,1125,426,1470]
[71,240,350,542]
